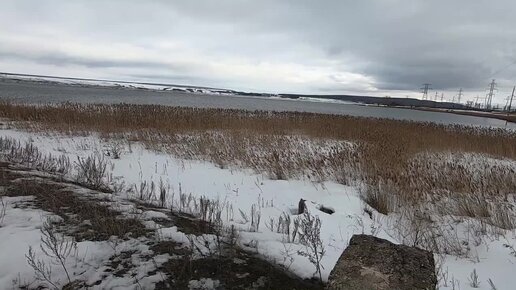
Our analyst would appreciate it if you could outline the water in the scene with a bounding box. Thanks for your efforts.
[1,79,514,129]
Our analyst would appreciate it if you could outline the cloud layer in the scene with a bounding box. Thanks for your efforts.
[1,0,516,103]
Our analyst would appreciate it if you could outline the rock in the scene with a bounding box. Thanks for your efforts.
[298,198,307,214]
[326,235,437,290]
[317,204,335,215]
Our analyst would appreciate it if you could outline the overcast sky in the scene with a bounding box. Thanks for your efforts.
[1,0,516,104]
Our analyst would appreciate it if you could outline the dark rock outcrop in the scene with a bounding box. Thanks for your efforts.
[326,235,437,290]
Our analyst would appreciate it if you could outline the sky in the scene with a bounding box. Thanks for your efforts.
[1,0,516,105]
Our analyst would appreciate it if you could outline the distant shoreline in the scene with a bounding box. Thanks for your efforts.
[408,107,516,124]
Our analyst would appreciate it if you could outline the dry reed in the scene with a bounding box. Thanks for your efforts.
[0,101,515,217]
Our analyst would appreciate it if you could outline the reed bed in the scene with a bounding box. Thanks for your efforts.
[0,101,515,220]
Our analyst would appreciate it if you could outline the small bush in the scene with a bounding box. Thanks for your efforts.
[74,154,109,191]
[297,211,325,281]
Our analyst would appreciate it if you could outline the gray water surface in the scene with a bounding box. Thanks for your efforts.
[1,79,514,130]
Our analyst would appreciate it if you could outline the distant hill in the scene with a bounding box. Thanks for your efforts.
[277,94,469,110]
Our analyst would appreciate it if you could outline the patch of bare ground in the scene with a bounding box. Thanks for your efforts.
[2,167,146,241]
[154,250,323,290]
[133,201,324,289]
[132,200,218,235]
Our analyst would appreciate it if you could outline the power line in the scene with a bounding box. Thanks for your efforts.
[487,58,516,79]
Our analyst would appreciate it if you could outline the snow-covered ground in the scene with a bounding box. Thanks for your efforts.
[1,127,516,289]
[0,191,170,289]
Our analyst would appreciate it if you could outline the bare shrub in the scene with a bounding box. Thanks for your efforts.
[39,220,77,283]
[273,212,301,243]
[250,204,261,232]
[390,207,468,257]
[0,137,71,176]
[197,196,224,232]
[277,213,291,240]
[26,247,58,289]
[469,269,480,288]
[297,211,325,281]
[74,153,109,191]
[134,180,155,202]
[159,179,168,208]
[359,182,396,215]
[106,141,124,159]
[26,219,78,288]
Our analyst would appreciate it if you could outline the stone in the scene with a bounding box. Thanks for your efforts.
[326,234,437,290]
[298,198,307,214]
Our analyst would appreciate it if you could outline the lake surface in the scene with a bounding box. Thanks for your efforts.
[1,79,515,130]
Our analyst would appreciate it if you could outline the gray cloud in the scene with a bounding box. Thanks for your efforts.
[1,0,515,102]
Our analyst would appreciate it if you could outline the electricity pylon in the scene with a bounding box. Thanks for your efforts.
[485,79,496,109]
[457,88,463,104]
[421,83,431,100]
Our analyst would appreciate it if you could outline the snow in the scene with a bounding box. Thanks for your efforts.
[0,196,53,287]
[1,126,516,289]
[188,278,221,290]
[0,194,168,289]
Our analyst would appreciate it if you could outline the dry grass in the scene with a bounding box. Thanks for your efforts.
[5,176,146,241]
[0,101,515,217]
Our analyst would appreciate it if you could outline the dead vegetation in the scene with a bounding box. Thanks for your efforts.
[1,101,514,209]
[154,249,323,290]
[1,101,516,273]
[2,168,146,241]
[0,161,323,289]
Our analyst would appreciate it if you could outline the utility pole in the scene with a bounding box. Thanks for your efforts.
[485,79,496,109]
[421,83,431,100]
[457,88,463,104]
[508,86,515,113]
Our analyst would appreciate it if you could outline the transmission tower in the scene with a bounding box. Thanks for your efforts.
[434,92,439,101]
[457,88,463,104]
[474,95,481,108]
[485,79,496,109]
[421,83,431,100]
[440,93,444,102]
